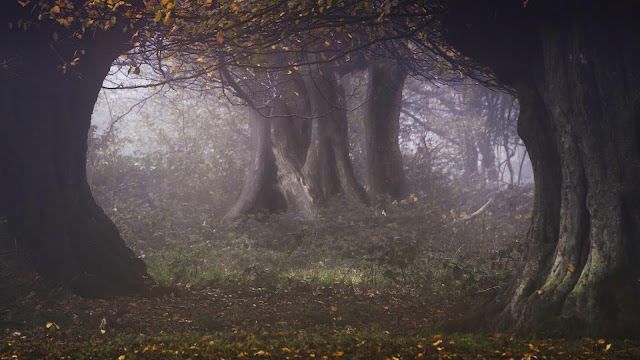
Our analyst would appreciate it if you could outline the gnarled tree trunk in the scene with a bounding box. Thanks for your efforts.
[226,71,367,220]
[224,111,287,220]
[303,73,368,204]
[364,62,409,200]
[0,5,149,296]
[446,0,640,335]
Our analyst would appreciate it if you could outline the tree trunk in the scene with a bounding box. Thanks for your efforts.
[462,132,478,182]
[303,73,368,204]
[364,62,409,200]
[445,0,640,335]
[270,86,316,220]
[479,92,499,182]
[0,7,149,296]
[227,71,368,219]
[224,111,287,220]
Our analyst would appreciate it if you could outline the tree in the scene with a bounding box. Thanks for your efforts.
[5,0,638,337]
[223,67,367,220]
[0,1,150,296]
[302,71,369,205]
[364,61,410,200]
[445,0,640,335]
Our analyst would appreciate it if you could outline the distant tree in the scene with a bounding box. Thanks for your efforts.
[364,61,410,200]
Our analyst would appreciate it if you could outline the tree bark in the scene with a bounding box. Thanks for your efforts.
[223,111,287,220]
[0,5,149,296]
[479,92,499,182]
[226,70,368,219]
[462,131,478,182]
[445,0,640,335]
[270,83,316,220]
[364,62,409,200]
[303,73,368,204]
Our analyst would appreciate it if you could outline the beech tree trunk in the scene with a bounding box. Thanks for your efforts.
[223,111,287,220]
[364,62,409,200]
[269,87,316,219]
[0,5,149,296]
[462,132,479,182]
[303,73,368,204]
[226,71,367,220]
[479,92,499,182]
[446,0,640,335]
[225,74,316,220]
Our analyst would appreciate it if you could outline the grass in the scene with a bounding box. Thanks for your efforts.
[2,189,639,359]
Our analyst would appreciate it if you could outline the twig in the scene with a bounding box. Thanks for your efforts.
[474,285,501,294]
[448,196,494,227]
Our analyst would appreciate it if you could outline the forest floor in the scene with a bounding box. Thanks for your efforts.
[2,187,640,359]
[1,273,639,359]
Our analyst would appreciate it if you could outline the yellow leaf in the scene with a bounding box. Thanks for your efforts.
[325,40,330,47]
[52,5,61,13]
[163,11,172,25]
[46,322,54,329]
[330,306,338,312]
[537,290,544,295]
[153,11,162,23]
[381,210,387,216]
[172,65,179,73]
[202,220,207,226]
[100,329,106,334]
[330,351,344,356]
[432,339,442,346]
[196,58,205,62]
[568,264,575,273]
[118,356,126,360]
[605,344,612,351]
[230,3,238,11]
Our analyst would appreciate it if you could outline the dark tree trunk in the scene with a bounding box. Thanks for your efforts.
[462,132,478,182]
[479,92,499,182]
[303,73,369,204]
[224,111,287,220]
[364,62,409,200]
[446,0,640,335]
[479,132,498,181]
[0,5,149,296]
